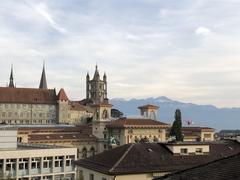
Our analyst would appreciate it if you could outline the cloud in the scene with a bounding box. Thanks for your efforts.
[27,2,66,34]
[0,0,240,108]
[195,26,211,36]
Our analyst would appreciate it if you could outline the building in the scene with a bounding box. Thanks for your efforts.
[107,118,169,146]
[0,128,77,180]
[181,127,215,142]
[219,129,240,139]
[107,104,169,147]
[0,65,105,126]
[156,152,240,180]
[75,140,240,180]
[17,125,98,159]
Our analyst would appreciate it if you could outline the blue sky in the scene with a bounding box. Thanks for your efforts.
[0,0,240,107]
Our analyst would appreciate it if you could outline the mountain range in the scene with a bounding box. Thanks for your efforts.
[110,96,240,131]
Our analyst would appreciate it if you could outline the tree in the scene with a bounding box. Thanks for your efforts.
[111,109,123,118]
[170,109,183,141]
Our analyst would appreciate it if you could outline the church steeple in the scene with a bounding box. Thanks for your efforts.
[93,64,100,80]
[39,62,48,89]
[9,65,15,88]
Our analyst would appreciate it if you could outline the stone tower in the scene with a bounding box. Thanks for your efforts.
[39,63,48,89]
[57,88,69,124]
[87,65,112,152]
[86,65,108,104]
[9,65,15,88]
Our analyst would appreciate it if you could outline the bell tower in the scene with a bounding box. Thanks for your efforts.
[86,65,108,104]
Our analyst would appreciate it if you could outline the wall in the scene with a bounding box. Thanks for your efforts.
[166,144,209,154]
[0,130,17,149]
[78,167,169,180]
[0,103,56,124]
[110,127,167,146]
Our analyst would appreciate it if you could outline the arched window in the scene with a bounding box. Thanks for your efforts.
[90,147,95,156]
[82,147,87,159]
[102,109,108,119]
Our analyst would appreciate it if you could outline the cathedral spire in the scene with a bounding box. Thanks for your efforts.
[93,64,100,80]
[9,65,15,88]
[39,62,48,89]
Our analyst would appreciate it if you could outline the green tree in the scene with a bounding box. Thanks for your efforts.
[170,109,183,141]
[111,109,123,118]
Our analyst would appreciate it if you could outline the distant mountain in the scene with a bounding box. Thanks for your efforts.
[110,96,240,131]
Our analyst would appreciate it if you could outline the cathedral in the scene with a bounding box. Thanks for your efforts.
[0,65,111,126]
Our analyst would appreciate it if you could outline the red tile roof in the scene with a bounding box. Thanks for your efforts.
[57,88,68,101]
[69,102,86,111]
[0,87,57,104]
[107,118,169,128]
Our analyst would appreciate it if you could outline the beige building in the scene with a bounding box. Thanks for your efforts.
[17,125,98,159]
[181,127,215,142]
[0,66,98,126]
[107,118,169,146]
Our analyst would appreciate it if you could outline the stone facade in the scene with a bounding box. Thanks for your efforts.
[0,103,56,125]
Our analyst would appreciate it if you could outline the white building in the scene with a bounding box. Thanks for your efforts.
[0,128,77,180]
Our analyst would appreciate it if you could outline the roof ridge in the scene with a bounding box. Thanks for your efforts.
[109,144,134,173]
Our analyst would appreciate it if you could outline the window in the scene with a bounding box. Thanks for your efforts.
[43,157,52,168]
[82,148,87,158]
[65,155,74,167]
[89,174,94,180]
[204,134,211,138]
[31,158,41,169]
[6,159,16,171]
[90,147,95,156]
[54,156,63,168]
[196,148,203,154]
[19,158,29,170]
[180,148,188,155]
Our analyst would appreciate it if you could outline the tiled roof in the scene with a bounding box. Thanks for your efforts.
[106,118,169,128]
[28,133,97,142]
[138,104,159,109]
[57,88,68,101]
[18,125,92,134]
[75,140,240,175]
[157,152,240,180]
[69,102,86,111]
[0,87,57,104]
[182,127,215,132]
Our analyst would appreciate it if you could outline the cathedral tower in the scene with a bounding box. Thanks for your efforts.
[86,65,108,104]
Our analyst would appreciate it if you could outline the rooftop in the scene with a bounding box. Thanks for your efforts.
[106,118,169,128]
[156,152,240,180]
[75,140,240,175]
[0,87,57,104]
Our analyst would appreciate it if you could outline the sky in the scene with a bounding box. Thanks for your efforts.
[0,0,240,107]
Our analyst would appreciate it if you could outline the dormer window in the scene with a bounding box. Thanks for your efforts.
[180,148,188,155]
[196,148,203,154]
